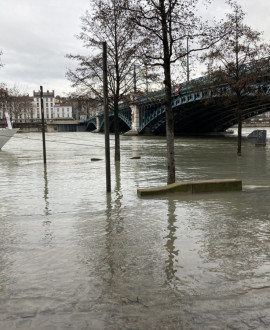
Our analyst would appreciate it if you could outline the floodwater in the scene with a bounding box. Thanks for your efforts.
[1,129,270,329]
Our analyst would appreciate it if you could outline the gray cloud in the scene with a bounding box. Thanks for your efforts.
[0,0,269,96]
[1,0,89,95]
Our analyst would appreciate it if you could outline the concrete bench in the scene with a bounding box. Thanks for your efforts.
[137,179,242,197]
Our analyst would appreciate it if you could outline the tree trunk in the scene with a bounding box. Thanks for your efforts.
[114,10,121,163]
[164,71,175,184]
[114,94,120,162]
[237,111,242,156]
[160,0,175,184]
[114,106,120,162]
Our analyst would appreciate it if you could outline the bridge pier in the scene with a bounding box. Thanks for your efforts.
[92,115,101,133]
[124,103,139,135]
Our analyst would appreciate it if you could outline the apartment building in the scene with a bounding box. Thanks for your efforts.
[0,89,73,122]
[33,90,72,120]
[54,103,73,119]
[33,90,55,120]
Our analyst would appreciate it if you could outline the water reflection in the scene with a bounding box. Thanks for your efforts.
[105,162,124,286]
[43,164,50,216]
[164,198,179,283]
[1,131,270,329]
[200,194,270,287]
[42,164,53,246]
[114,161,123,212]
[105,192,114,285]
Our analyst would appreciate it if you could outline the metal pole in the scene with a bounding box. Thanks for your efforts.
[103,42,111,192]
[133,64,137,94]
[187,38,190,84]
[40,86,46,164]
[145,64,148,93]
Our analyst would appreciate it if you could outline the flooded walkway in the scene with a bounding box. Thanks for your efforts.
[1,131,270,329]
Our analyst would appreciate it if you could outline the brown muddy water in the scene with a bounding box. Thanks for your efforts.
[0,129,270,329]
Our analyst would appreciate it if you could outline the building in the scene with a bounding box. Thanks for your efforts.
[32,90,72,121]
[0,89,73,123]
[54,103,73,119]
[33,90,55,120]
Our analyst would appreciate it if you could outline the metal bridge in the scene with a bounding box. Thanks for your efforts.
[86,79,270,135]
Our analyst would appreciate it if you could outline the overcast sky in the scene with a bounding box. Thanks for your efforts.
[0,0,269,97]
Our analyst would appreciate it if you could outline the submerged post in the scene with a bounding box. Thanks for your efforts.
[40,86,47,164]
[103,42,111,192]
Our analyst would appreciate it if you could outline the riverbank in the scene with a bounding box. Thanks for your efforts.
[235,121,270,127]
[12,120,270,135]
[13,120,86,132]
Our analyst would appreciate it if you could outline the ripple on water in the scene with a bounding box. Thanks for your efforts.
[1,131,270,329]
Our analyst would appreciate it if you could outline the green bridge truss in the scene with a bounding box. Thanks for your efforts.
[86,82,270,135]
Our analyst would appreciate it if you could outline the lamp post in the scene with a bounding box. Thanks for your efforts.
[40,86,46,164]
[103,42,111,192]
[187,37,190,84]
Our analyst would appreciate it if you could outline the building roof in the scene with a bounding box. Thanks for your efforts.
[33,90,55,97]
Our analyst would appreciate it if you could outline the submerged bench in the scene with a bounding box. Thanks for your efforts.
[137,179,242,197]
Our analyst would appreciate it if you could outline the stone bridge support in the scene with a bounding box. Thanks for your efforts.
[124,103,140,135]
[93,116,101,132]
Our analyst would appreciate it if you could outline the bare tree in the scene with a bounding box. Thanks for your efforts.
[0,53,5,121]
[0,49,3,69]
[6,85,32,122]
[0,53,32,123]
[201,1,270,155]
[124,0,225,184]
[67,89,100,120]
[0,83,8,122]
[66,0,157,161]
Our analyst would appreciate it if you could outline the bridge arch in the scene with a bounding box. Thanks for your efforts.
[86,108,132,133]
[86,87,270,135]
[137,94,270,135]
